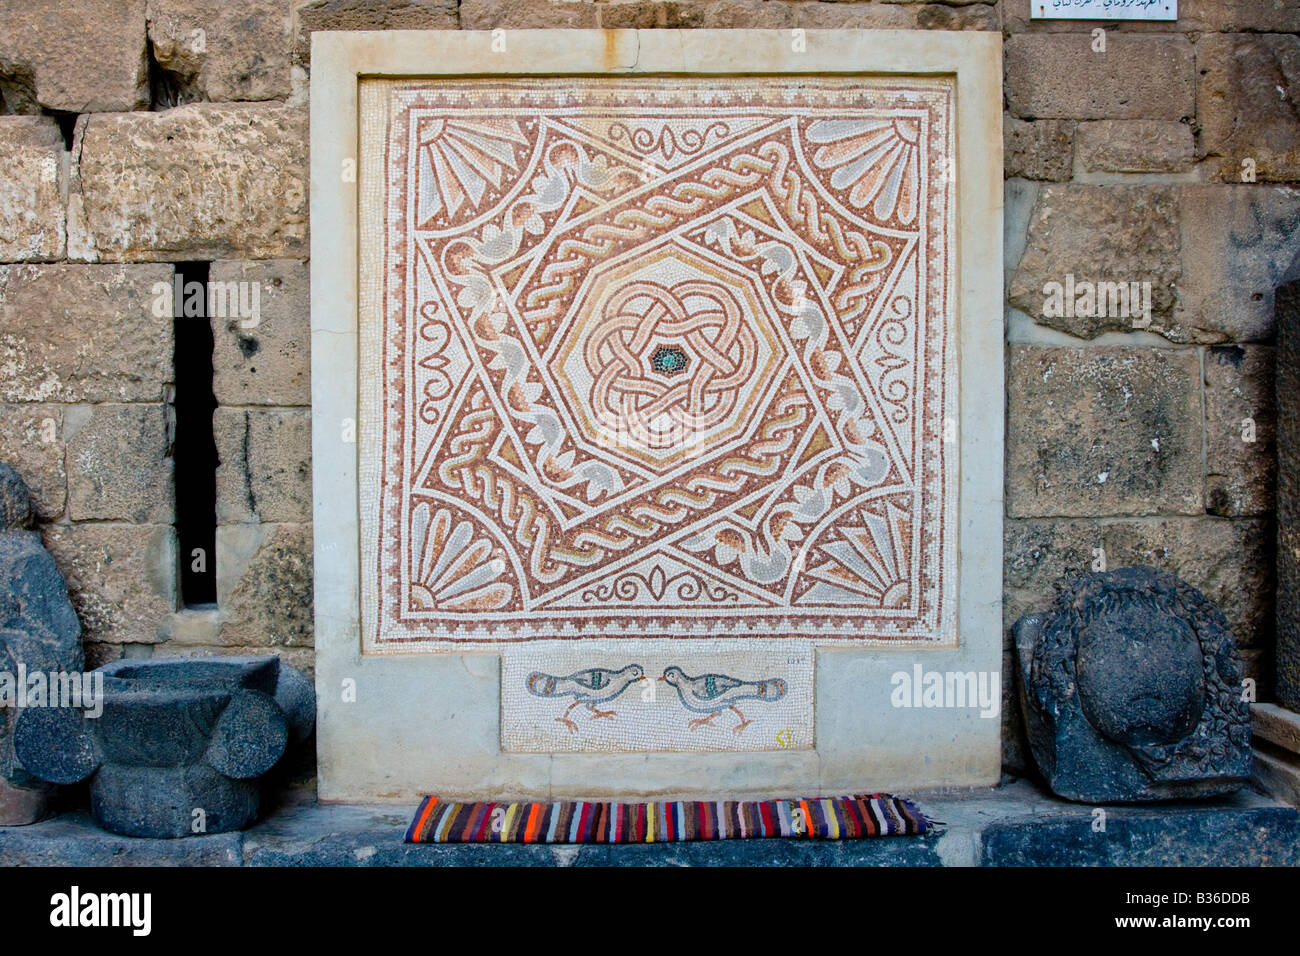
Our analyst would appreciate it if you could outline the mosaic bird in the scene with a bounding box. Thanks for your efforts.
[659,666,787,735]
[526,664,646,734]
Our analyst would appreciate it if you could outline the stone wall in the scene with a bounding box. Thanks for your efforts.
[1,0,1296,770]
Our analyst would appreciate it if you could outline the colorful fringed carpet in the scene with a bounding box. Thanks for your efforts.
[405,794,931,843]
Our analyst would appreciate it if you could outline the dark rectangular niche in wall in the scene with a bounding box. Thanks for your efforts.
[173,261,218,608]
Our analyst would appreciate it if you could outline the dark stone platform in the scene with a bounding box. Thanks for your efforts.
[1,778,1295,866]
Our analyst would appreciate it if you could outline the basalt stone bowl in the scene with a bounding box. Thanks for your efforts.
[13,656,314,838]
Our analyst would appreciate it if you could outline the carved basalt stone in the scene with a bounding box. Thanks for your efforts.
[0,463,84,825]
[1014,566,1251,803]
[1276,255,1300,710]
[14,655,315,838]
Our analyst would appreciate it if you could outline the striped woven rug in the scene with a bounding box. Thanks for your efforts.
[405,794,930,843]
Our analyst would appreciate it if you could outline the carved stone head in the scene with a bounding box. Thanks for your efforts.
[1014,566,1251,802]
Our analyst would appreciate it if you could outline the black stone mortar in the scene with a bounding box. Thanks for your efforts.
[13,656,314,838]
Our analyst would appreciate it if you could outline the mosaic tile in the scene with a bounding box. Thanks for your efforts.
[360,77,957,650]
[501,640,813,753]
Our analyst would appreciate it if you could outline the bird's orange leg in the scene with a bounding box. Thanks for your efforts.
[555,699,581,734]
[730,706,752,736]
[687,711,718,732]
[587,702,616,720]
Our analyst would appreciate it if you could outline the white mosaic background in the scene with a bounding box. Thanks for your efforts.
[502,639,814,753]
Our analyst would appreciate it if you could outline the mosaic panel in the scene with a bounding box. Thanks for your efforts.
[501,640,814,753]
[361,77,957,650]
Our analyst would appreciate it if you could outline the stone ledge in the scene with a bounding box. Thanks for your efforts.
[1,779,1295,867]
[1253,703,1300,753]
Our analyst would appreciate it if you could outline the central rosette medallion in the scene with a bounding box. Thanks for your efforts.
[551,243,781,472]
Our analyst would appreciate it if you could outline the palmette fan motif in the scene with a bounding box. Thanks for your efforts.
[409,502,513,611]
[799,501,912,607]
[415,117,528,226]
[808,118,922,226]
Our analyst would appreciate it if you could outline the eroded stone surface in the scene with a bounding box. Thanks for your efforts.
[72,105,307,262]
[0,264,174,403]
[1015,567,1251,803]
[1197,33,1300,183]
[0,117,65,261]
[214,408,312,525]
[790,2,913,28]
[1076,120,1194,174]
[210,260,310,406]
[1006,347,1203,518]
[42,523,177,645]
[0,406,65,521]
[1276,266,1300,710]
[1005,518,1274,669]
[217,523,313,647]
[914,3,997,31]
[13,656,313,837]
[0,0,148,113]
[65,404,174,523]
[1008,185,1181,339]
[1176,185,1300,343]
[1203,345,1276,518]
[147,0,293,103]
[0,464,83,824]
[294,0,459,64]
[458,0,597,29]
[1004,117,1073,181]
[1005,35,1195,121]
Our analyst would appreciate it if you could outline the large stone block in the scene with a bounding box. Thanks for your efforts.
[1176,185,1300,343]
[1005,517,1273,656]
[146,0,292,102]
[42,523,178,645]
[0,264,174,403]
[791,3,913,28]
[1203,345,1275,517]
[294,0,459,64]
[210,260,310,407]
[1006,347,1203,518]
[66,404,174,523]
[1005,35,1195,120]
[1075,120,1194,174]
[458,0,596,29]
[1008,185,1182,339]
[1003,117,1073,181]
[214,408,312,525]
[0,0,148,113]
[914,3,998,31]
[0,117,65,261]
[1197,33,1300,183]
[216,523,313,648]
[0,405,65,521]
[597,0,795,29]
[72,105,307,262]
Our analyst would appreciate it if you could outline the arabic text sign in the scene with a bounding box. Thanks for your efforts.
[1031,0,1176,20]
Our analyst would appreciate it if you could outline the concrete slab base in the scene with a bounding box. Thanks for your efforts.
[1,778,1295,866]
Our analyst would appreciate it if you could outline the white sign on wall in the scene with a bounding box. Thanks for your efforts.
[1031,0,1177,20]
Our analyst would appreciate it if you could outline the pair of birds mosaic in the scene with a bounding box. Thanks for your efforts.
[526,664,787,735]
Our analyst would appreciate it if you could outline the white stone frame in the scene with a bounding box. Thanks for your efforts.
[311,29,1003,802]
